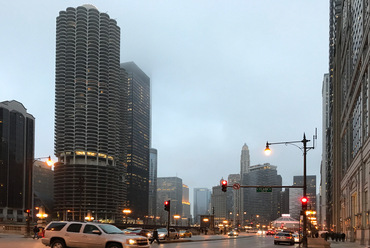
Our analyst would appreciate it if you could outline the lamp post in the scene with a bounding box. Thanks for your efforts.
[25,156,53,237]
[264,132,316,248]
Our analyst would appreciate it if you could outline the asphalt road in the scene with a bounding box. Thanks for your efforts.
[0,234,301,248]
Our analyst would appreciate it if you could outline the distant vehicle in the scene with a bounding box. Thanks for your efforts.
[266,230,276,235]
[122,227,142,235]
[157,228,179,240]
[179,230,192,238]
[274,232,295,245]
[228,231,239,236]
[41,221,149,248]
[136,229,152,238]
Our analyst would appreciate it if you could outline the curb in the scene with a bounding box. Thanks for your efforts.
[160,235,251,243]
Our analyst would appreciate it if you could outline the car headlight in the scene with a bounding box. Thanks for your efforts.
[126,239,137,245]
[159,234,165,238]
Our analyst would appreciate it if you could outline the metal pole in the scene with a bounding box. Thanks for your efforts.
[303,134,308,248]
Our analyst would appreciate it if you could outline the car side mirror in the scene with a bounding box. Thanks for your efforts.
[92,230,101,235]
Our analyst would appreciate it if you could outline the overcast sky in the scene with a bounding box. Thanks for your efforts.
[1,1,329,200]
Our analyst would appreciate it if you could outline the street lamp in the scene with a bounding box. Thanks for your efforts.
[264,132,316,248]
[25,156,53,238]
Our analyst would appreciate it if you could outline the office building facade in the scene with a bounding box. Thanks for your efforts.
[54,5,126,222]
[0,100,35,223]
[156,177,183,225]
[193,188,211,224]
[121,62,150,219]
[328,0,370,243]
[293,175,316,210]
[182,184,191,226]
[148,148,157,219]
[242,163,282,225]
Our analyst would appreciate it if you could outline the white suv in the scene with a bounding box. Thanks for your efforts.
[41,221,149,248]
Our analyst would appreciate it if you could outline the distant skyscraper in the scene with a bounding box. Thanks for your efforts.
[157,177,182,224]
[242,163,282,225]
[182,184,191,225]
[293,175,316,210]
[193,188,211,224]
[54,5,125,222]
[320,73,330,229]
[228,174,243,227]
[289,188,302,220]
[0,100,35,223]
[33,161,54,215]
[240,143,250,175]
[121,62,151,219]
[211,186,232,223]
[148,148,157,218]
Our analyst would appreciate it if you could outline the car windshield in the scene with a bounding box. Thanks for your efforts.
[157,228,167,232]
[98,224,123,234]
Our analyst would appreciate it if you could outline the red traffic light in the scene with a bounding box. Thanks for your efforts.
[301,197,308,204]
[221,180,227,192]
[24,209,30,213]
[164,200,170,211]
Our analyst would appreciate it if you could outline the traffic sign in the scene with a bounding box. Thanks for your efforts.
[233,183,240,190]
[256,187,272,192]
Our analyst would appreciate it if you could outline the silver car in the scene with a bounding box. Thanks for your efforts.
[41,221,149,248]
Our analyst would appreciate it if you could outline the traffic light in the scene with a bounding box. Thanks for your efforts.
[301,197,308,208]
[164,200,170,211]
[221,180,227,192]
[24,209,30,214]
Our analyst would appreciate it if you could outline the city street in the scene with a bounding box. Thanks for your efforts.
[1,232,368,248]
[0,233,296,248]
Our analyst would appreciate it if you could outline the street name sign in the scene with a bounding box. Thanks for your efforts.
[256,187,272,192]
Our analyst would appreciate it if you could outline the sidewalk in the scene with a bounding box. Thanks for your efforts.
[328,240,369,248]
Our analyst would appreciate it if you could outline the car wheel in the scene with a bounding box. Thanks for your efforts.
[107,243,122,248]
[51,239,66,248]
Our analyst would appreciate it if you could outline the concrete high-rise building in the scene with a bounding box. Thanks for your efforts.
[193,188,211,224]
[240,143,250,175]
[121,62,150,219]
[328,0,370,243]
[148,148,157,219]
[0,100,35,223]
[156,177,182,224]
[325,0,342,233]
[228,174,243,227]
[182,184,191,225]
[54,5,126,222]
[320,73,330,230]
[33,161,54,217]
[289,188,303,220]
[293,175,316,210]
[211,186,230,223]
[242,163,282,225]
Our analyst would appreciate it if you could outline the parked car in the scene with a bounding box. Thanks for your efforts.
[274,232,295,245]
[157,228,179,240]
[41,221,149,248]
[179,230,192,238]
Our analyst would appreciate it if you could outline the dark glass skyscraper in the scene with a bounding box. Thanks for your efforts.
[54,5,125,222]
[0,100,34,222]
[120,62,150,219]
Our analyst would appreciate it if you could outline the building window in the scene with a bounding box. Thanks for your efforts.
[352,95,362,157]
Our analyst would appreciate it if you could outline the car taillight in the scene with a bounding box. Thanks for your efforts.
[42,229,45,238]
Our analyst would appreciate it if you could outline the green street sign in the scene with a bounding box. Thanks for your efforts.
[256,187,272,193]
